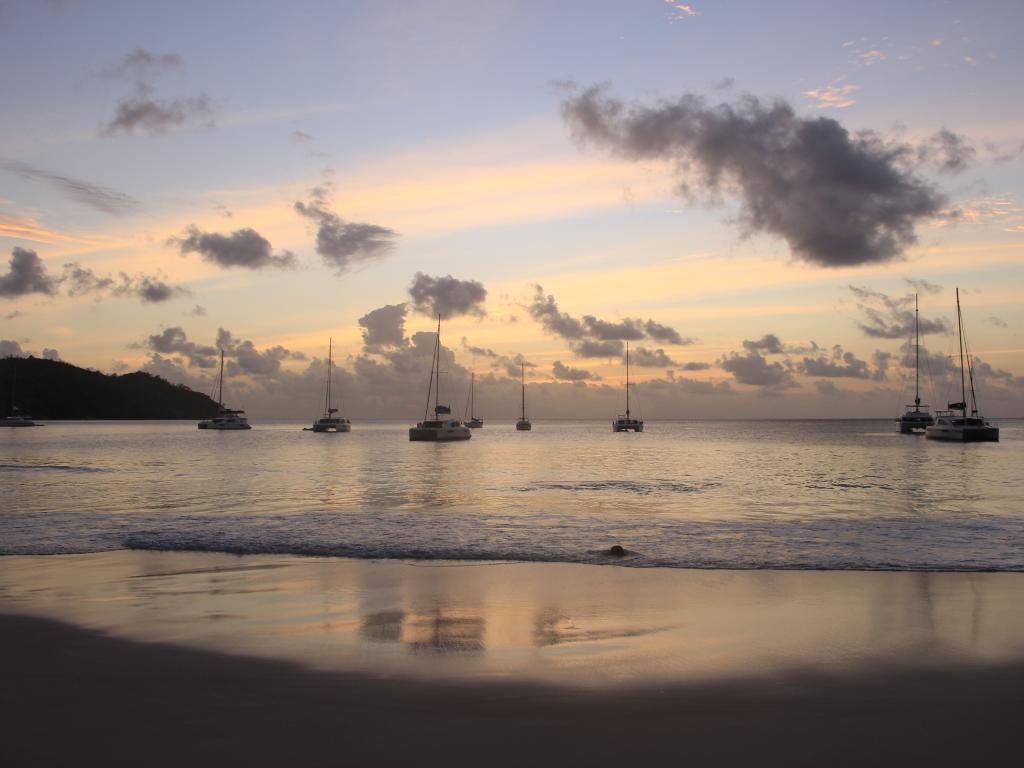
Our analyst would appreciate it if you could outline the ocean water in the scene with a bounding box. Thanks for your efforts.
[2,419,1022,570]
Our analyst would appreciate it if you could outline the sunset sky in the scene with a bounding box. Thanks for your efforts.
[2,0,1022,418]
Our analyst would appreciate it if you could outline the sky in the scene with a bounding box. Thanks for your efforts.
[1,0,1022,419]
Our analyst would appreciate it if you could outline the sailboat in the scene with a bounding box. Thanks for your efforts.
[896,293,934,434]
[306,338,351,432]
[515,363,531,431]
[197,350,252,430]
[925,288,998,442]
[465,372,483,428]
[2,359,39,427]
[409,315,471,441]
[612,342,643,432]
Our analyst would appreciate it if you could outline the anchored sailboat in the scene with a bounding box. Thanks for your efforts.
[612,342,643,432]
[198,350,251,430]
[2,359,39,427]
[409,315,471,441]
[306,338,351,432]
[925,288,998,442]
[515,363,531,431]
[465,372,483,428]
[896,293,934,434]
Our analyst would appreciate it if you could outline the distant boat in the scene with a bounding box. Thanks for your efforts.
[2,359,39,427]
[409,315,471,442]
[896,293,934,434]
[465,372,483,429]
[198,350,252,430]
[515,363,531,431]
[305,338,350,433]
[612,342,643,432]
[926,288,998,442]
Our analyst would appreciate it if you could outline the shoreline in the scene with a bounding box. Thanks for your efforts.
[4,611,1023,765]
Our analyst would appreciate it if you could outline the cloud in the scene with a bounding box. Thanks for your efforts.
[572,339,624,358]
[493,352,536,378]
[408,272,487,318]
[815,380,841,396]
[987,316,1008,329]
[358,303,409,350]
[904,277,942,295]
[41,347,61,361]
[680,361,710,371]
[172,225,296,269]
[720,350,796,388]
[644,319,690,345]
[0,248,59,298]
[742,333,785,355]
[146,326,219,369]
[61,262,188,304]
[629,346,678,367]
[290,130,314,143]
[294,185,398,273]
[849,285,950,338]
[796,349,872,379]
[4,311,24,320]
[918,129,975,174]
[0,340,25,357]
[100,48,214,137]
[187,304,207,317]
[582,315,645,340]
[528,286,585,339]
[0,159,139,215]
[461,338,499,358]
[561,84,947,267]
[552,360,601,381]
[803,83,860,109]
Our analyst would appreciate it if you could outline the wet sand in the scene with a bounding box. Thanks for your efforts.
[2,552,1024,765]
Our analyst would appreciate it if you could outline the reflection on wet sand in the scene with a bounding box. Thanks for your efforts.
[532,606,673,647]
[359,607,486,654]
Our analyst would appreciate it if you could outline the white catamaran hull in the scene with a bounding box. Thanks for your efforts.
[409,419,471,441]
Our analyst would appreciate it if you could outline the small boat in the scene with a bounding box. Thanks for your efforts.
[305,338,351,433]
[465,372,483,428]
[897,293,934,434]
[515,363,531,431]
[2,361,39,427]
[926,288,998,443]
[612,342,643,432]
[410,315,471,442]
[198,350,252,430]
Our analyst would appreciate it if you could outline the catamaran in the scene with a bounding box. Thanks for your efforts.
[465,372,483,428]
[925,288,998,442]
[409,315,471,441]
[897,293,934,434]
[306,338,351,432]
[515,363,531,431]
[198,350,252,430]
[612,342,643,432]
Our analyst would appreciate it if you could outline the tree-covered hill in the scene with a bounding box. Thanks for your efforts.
[1,356,219,419]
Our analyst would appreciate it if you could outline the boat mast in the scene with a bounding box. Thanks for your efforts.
[521,363,526,420]
[470,372,475,419]
[914,294,920,408]
[217,350,225,408]
[956,288,966,418]
[435,314,441,416]
[625,342,631,419]
[325,338,332,414]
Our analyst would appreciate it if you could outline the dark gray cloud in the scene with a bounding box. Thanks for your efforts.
[629,346,678,367]
[572,339,624,358]
[0,340,24,357]
[359,303,409,350]
[918,129,975,174]
[644,319,690,345]
[987,316,1008,329]
[561,84,946,267]
[720,351,796,388]
[849,285,950,338]
[528,285,690,348]
[0,248,58,298]
[461,338,499,358]
[294,186,397,273]
[494,352,536,379]
[742,333,785,355]
[528,286,585,339]
[0,159,139,215]
[797,349,872,379]
[680,361,711,371]
[552,360,601,381]
[187,304,207,317]
[146,326,219,369]
[172,225,296,269]
[904,277,942,295]
[62,262,189,303]
[100,48,214,137]
[815,380,840,396]
[41,347,60,361]
[408,272,487,318]
[582,315,645,340]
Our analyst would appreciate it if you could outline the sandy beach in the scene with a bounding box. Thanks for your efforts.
[2,552,1023,765]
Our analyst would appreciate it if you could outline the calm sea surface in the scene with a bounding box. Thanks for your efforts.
[2,419,1022,570]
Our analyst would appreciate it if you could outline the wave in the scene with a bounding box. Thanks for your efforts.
[521,479,718,495]
[0,463,110,473]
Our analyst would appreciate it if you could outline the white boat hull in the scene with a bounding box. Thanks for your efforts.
[409,419,471,441]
